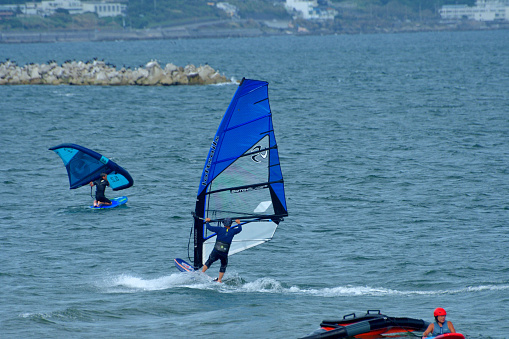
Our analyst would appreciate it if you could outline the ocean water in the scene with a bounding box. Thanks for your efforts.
[1,30,508,338]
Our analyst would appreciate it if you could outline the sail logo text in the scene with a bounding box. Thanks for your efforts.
[231,184,268,194]
[251,145,268,163]
[202,136,219,186]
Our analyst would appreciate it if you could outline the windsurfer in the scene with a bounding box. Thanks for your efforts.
[422,308,456,338]
[89,173,112,207]
[201,217,242,282]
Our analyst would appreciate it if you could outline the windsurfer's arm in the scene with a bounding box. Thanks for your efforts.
[234,219,242,233]
[204,218,211,230]
[204,218,220,232]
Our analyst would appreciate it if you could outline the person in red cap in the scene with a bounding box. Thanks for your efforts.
[422,307,456,338]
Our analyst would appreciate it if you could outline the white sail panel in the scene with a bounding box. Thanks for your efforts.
[202,220,278,263]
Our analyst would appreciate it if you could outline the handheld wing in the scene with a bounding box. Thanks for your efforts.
[49,143,133,191]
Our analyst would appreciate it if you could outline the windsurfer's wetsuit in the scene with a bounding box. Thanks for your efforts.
[204,222,242,273]
[432,321,451,336]
[93,178,111,203]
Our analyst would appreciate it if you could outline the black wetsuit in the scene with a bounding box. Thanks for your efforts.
[203,222,242,273]
[93,178,111,203]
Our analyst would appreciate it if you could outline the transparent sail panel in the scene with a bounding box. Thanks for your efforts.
[206,135,272,220]
[210,135,269,191]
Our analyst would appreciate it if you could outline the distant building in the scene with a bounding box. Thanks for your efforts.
[17,0,126,17]
[82,1,125,17]
[42,0,83,15]
[216,2,238,18]
[440,0,509,21]
[285,0,337,21]
[24,2,46,16]
[0,4,19,19]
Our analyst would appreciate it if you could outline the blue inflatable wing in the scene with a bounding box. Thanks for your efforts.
[49,143,134,191]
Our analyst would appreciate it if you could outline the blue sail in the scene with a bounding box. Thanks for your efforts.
[193,78,288,268]
[49,143,133,191]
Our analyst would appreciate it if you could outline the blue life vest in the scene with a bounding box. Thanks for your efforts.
[432,321,451,335]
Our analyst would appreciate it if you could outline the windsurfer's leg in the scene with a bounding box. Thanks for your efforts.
[217,255,227,282]
[203,250,218,273]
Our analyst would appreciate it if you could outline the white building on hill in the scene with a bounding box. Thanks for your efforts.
[440,0,509,21]
[82,1,125,17]
[21,0,125,17]
[285,0,337,20]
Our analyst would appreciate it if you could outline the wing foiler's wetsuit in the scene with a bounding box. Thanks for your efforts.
[204,222,242,273]
[93,178,111,203]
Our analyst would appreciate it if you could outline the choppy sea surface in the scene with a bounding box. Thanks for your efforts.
[1,30,508,338]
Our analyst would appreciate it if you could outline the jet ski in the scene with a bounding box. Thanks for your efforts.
[300,310,430,339]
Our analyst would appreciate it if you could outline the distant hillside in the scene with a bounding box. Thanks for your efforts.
[0,0,482,33]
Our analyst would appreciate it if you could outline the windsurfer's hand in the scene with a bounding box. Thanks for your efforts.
[205,218,211,222]
[235,219,240,224]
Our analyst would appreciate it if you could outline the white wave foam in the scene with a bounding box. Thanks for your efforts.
[211,77,238,86]
[99,272,215,293]
[98,273,509,297]
[239,277,285,293]
[462,284,509,293]
[295,284,509,297]
[230,281,509,297]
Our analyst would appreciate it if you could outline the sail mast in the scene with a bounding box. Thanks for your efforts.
[193,192,206,269]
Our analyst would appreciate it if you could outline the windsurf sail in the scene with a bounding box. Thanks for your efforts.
[192,78,288,269]
[49,143,134,191]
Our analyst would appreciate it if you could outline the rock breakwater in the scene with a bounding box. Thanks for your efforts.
[0,59,231,86]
